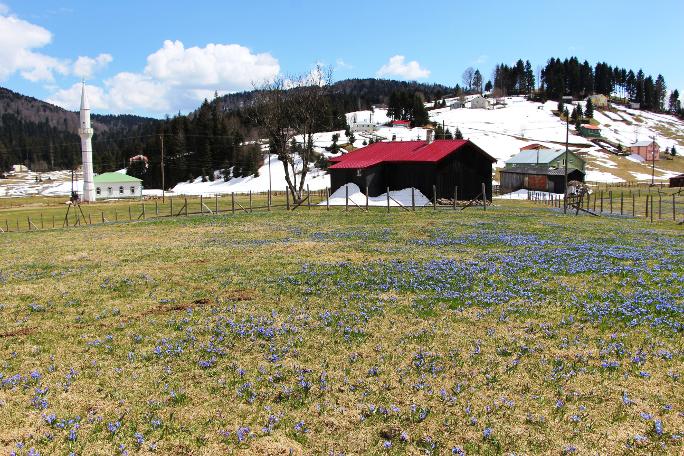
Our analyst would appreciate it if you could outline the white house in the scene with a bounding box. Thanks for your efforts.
[449,100,464,109]
[470,96,491,109]
[350,122,377,133]
[94,172,143,199]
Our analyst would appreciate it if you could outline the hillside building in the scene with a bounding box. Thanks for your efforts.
[94,172,143,199]
[630,141,660,161]
[470,96,491,109]
[391,120,411,128]
[350,122,377,134]
[328,139,496,201]
[587,94,609,108]
[578,124,601,137]
[499,148,586,194]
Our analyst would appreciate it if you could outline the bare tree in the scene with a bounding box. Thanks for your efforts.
[254,66,332,203]
[462,67,475,92]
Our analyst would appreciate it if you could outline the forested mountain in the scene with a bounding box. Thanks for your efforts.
[0,87,157,172]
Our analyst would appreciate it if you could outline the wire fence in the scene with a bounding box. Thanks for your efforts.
[1,184,682,234]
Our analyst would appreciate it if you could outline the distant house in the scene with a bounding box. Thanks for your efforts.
[351,122,377,134]
[588,94,608,108]
[328,139,496,201]
[578,124,601,137]
[630,141,660,161]
[670,173,684,188]
[391,120,411,129]
[562,95,574,105]
[520,143,546,151]
[629,102,640,109]
[470,96,491,109]
[94,172,143,199]
[12,164,28,173]
[499,148,586,194]
[449,100,464,109]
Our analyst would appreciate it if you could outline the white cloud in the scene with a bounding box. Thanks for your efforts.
[144,40,279,91]
[0,3,10,14]
[47,82,109,110]
[0,13,69,82]
[376,55,430,80]
[73,53,113,79]
[49,40,281,115]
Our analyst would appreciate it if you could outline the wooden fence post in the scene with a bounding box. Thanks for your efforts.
[433,185,437,210]
[658,194,662,220]
[170,197,173,217]
[129,205,132,220]
[600,191,603,213]
[673,194,676,221]
[286,189,290,211]
[89,213,92,225]
[620,191,623,215]
[632,195,635,217]
[200,195,204,215]
[249,191,253,213]
[27,217,31,231]
[387,186,390,213]
[482,183,487,211]
[650,195,653,223]
[453,186,457,210]
[185,197,188,216]
[412,187,416,211]
[215,194,219,214]
[52,216,55,228]
[155,200,159,216]
[609,191,613,213]
[142,203,146,220]
[232,193,236,214]
[115,210,118,222]
[326,188,329,211]
[345,185,348,212]
[307,186,310,210]
[268,190,271,212]
[645,195,649,217]
[40,213,43,229]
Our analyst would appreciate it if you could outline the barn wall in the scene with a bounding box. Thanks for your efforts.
[385,163,436,198]
[437,146,493,200]
[330,166,385,196]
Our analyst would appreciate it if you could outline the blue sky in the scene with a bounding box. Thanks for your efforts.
[1,0,683,117]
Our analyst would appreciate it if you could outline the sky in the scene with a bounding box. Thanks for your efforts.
[1,0,683,117]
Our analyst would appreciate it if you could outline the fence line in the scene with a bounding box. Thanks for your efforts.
[2,185,683,234]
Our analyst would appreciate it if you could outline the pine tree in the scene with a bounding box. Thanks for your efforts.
[576,103,583,119]
[669,90,680,113]
[571,106,579,122]
[672,145,677,156]
[585,98,594,118]
[455,127,463,140]
[557,99,565,114]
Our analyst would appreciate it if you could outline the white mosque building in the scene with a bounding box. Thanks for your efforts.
[78,82,142,200]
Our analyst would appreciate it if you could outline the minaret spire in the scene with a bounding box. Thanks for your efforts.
[79,81,96,202]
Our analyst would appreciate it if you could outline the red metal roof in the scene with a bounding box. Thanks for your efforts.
[520,143,545,151]
[328,140,496,169]
[581,124,601,130]
[392,120,411,125]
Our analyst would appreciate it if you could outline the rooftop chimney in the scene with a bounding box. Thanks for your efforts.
[426,129,434,144]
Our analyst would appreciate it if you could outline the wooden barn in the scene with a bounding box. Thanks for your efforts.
[670,173,684,188]
[499,148,585,194]
[328,139,496,200]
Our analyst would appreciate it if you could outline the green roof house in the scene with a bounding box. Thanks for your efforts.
[93,172,143,199]
[499,148,585,194]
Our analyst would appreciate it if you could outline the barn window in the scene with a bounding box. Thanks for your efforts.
[96,187,101,195]
[356,169,362,177]
[130,186,135,194]
[119,186,124,194]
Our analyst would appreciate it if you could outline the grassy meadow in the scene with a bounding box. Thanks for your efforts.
[0,204,682,455]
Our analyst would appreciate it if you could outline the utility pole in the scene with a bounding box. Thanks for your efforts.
[563,111,570,214]
[160,134,165,203]
[650,135,656,186]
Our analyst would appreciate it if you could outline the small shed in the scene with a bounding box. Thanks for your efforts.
[499,148,586,194]
[449,100,464,109]
[670,173,684,188]
[94,172,143,199]
[562,95,574,105]
[351,122,377,133]
[629,102,640,109]
[578,124,601,137]
[470,96,491,109]
[630,141,660,161]
[588,94,609,108]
